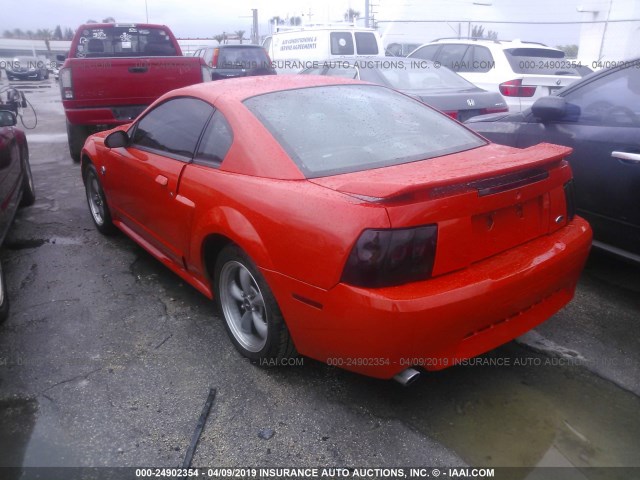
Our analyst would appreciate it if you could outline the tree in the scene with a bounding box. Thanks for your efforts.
[213,34,225,45]
[289,16,302,26]
[344,8,360,22]
[3,30,14,38]
[53,25,63,40]
[64,27,75,40]
[102,17,116,23]
[471,25,484,39]
[235,30,246,44]
[25,30,34,39]
[471,25,498,40]
[556,44,579,58]
[13,28,24,39]
[86,19,97,24]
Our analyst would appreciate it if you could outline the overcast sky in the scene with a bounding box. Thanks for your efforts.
[2,0,584,45]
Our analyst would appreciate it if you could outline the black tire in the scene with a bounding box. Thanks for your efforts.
[0,261,9,324]
[214,245,296,362]
[67,121,89,163]
[83,163,116,235]
[19,145,36,207]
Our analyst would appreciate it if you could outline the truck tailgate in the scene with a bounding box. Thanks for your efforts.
[65,57,204,108]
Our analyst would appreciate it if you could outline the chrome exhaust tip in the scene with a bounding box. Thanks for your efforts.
[393,367,421,386]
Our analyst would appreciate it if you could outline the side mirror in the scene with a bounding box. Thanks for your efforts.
[0,110,17,127]
[531,96,567,122]
[105,130,130,148]
[56,53,67,62]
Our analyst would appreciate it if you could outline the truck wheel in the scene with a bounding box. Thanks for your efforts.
[19,145,36,207]
[67,121,89,163]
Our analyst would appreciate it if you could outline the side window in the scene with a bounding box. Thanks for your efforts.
[331,32,355,55]
[325,67,358,79]
[409,44,440,60]
[437,44,470,71]
[194,111,234,167]
[132,97,213,160]
[562,67,640,126]
[263,37,272,53]
[355,32,379,55]
[470,46,494,73]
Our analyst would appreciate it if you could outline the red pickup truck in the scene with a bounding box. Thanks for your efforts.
[58,23,210,162]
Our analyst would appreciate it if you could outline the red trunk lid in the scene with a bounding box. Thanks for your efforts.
[310,143,574,276]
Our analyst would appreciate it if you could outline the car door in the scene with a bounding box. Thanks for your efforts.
[516,66,640,256]
[107,97,214,265]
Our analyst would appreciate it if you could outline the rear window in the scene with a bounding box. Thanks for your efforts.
[375,63,476,90]
[75,26,177,57]
[355,32,379,55]
[504,48,580,75]
[243,85,486,178]
[218,47,270,69]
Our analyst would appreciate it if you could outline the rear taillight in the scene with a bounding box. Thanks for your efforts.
[481,106,509,114]
[499,79,536,97]
[211,48,219,68]
[443,111,458,120]
[341,225,438,288]
[564,180,576,221]
[59,67,73,100]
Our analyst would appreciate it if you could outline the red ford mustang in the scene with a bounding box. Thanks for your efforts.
[80,75,592,384]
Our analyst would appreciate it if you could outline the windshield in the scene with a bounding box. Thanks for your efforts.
[74,26,177,58]
[217,48,270,69]
[244,84,486,178]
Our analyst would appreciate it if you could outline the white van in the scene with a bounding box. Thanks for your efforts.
[263,25,384,73]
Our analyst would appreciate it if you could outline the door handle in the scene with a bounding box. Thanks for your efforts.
[155,175,168,186]
[128,66,148,73]
[612,151,640,165]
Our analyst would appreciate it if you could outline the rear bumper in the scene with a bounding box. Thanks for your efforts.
[64,105,148,126]
[267,217,592,379]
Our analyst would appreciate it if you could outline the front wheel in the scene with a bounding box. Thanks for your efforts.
[214,245,296,362]
[84,164,116,235]
[0,261,9,324]
[19,145,35,207]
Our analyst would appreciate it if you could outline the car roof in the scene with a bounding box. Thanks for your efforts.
[426,38,565,53]
[168,74,367,104]
[76,22,171,29]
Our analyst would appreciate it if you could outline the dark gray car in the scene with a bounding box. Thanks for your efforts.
[193,45,276,80]
[300,58,507,122]
[5,56,49,81]
[466,59,640,261]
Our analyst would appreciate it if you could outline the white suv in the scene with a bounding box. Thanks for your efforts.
[408,39,582,112]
